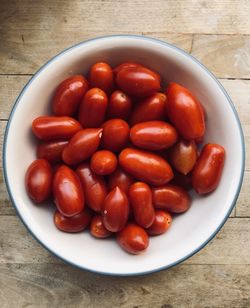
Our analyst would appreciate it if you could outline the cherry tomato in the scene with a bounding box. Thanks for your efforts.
[90,215,112,238]
[25,159,53,203]
[117,223,149,254]
[76,163,107,213]
[129,182,155,228]
[101,119,130,153]
[166,82,205,140]
[89,62,114,93]
[52,75,88,116]
[171,171,192,191]
[116,67,161,97]
[32,116,82,141]
[113,62,144,77]
[168,140,197,175]
[37,140,68,163]
[130,93,167,125]
[119,148,173,186]
[107,90,132,120]
[108,167,134,194]
[192,143,225,194]
[147,210,172,236]
[152,184,191,213]
[54,208,92,233]
[91,150,117,175]
[62,128,103,165]
[102,186,129,232]
[53,165,84,217]
[130,121,178,151]
[78,88,108,127]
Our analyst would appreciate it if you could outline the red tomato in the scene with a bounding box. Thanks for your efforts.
[102,186,129,232]
[130,93,167,125]
[52,75,88,116]
[101,119,130,152]
[78,88,108,127]
[130,121,178,151]
[107,90,132,120]
[37,140,68,163]
[53,165,84,217]
[152,184,191,213]
[147,210,172,235]
[90,215,112,238]
[62,128,103,165]
[168,139,197,175]
[108,167,134,194]
[116,67,161,97]
[54,208,92,233]
[25,159,53,203]
[91,150,117,175]
[76,163,107,213]
[117,223,149,254]
[192,143,225,194]
[166,82,205,140]
[119,148,173,186]
[171,171,193,191]
[129,182,155,228]
[113,62,144,77]
[32,116,82,140]
[89,62,114,93]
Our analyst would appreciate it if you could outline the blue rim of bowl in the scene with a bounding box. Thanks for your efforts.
[3,34,245,276]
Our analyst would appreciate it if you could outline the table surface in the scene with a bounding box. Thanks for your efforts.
[0,1,250,307]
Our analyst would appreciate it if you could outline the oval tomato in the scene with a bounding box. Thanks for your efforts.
[90,215,112,238]
[37,140,68,163]
[192,143,225,194]
[91,150,117,176]
[52,75,88,116]
[147,210,172,235]
[25,159,53,203]
[108,167,134,194]
[53,165,84,217]
[89,62,114,93]
[107,90,132,120]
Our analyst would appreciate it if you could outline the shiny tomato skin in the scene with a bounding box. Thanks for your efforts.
[78,88,108,128]
[116,67,161,97]
[192,143,225,194]
[91,150,117,176]
[54,208,92,233]
[102,186,129,232]
[117,223,149,254]
[53,165,84,217]
[89,62,114,93]
[169,139,197,175]
[62,128,102,165]
[130,93,167,125]
[25,159,53,203]
[129,182,155,228]
[119,148,173,186]
[108,167,134,194]
[152,184,191,213]
[113,62,144,77]
[147,210,172,236]
[130,121,178,151]
[166,82,205,140]
[37,140,68,163]
[90,215,112,238]
[107,90,132,120]
[52,75,88,116]
[76,163,107,213]
[32,116,82,141]
[101,119,130,153]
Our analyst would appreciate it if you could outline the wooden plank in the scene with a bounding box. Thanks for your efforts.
[0,170,15,215]
[1,0,250,35]
[0,216,249,265]
[236,171,250,217]
[0,30,192,74]
[0,263,249,307]
[192,34,250,78]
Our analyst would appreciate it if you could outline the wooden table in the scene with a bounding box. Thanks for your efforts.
[0,1,249,307]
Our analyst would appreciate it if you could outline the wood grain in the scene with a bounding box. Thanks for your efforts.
[237,171,250,217]
[1,0,250,35]
[0,216,249,265]
[0,263,249,308]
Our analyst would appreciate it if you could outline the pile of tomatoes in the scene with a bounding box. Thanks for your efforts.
[25,61,225,254]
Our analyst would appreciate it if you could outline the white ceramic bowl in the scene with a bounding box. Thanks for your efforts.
[3,35,245,276]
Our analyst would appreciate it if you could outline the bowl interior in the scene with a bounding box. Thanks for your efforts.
[4,36,244,275]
